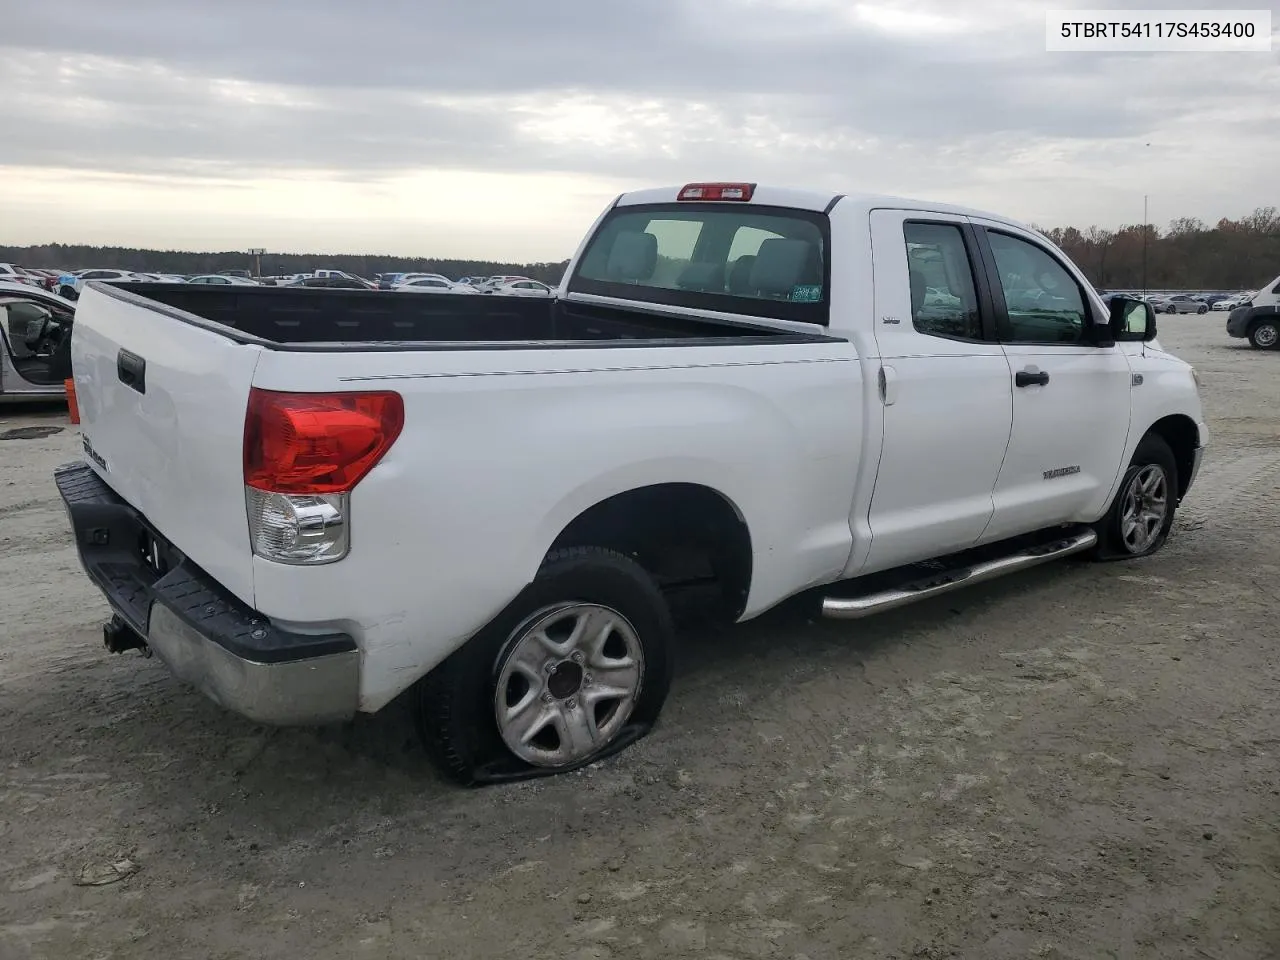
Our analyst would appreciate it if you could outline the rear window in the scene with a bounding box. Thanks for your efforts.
[568,202,830,325]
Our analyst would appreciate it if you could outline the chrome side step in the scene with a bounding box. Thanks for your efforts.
[821,529,1097,620]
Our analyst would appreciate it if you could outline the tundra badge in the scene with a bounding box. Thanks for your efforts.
[1043,465,1081,480]
[82,435,109,473]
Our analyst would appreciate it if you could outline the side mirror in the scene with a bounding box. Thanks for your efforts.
[1108,296,1157,342]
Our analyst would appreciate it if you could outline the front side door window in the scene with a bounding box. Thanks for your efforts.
[986,231,1088,344]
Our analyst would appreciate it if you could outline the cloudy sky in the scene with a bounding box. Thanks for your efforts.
[2,0,1277,261]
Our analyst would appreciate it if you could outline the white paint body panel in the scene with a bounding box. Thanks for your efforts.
[70,286,264,603]
[250,341,862,708]
[65,187,1208,716]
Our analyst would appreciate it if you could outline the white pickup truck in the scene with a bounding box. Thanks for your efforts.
[57,183,1207,785]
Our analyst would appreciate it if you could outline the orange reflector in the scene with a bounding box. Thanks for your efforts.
[65,378,80,424]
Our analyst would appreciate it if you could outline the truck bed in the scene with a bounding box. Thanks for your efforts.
[100,283,831,349]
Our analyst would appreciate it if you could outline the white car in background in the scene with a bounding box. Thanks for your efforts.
[131,273,188,283]
[394,277,476,294]
[1215,292,1255,311]
[186,275,260,286]
[476,275,533,293]
[490,279,555,298]
[55,268,153,299]
[398,272,452,285]
[0,263,43,288]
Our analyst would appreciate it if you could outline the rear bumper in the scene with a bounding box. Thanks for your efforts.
[54,461,359,725]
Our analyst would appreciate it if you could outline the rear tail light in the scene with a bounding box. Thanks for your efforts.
[243,388,403,564]
[678,182,756,202]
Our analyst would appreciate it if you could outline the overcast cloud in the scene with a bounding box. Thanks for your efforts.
[2,0,1277,261]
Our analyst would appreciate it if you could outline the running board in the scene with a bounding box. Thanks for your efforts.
[821,529,1097,620]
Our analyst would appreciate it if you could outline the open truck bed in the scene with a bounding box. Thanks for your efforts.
[103,283,833,349]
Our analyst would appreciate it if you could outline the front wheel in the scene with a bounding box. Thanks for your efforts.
[416,546,674,786]
[1197,305,1208,314]
[1249,319,1279,350]
[1091,434,1178,561]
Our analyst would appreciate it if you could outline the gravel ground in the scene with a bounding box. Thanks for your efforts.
[1,315,1278,960]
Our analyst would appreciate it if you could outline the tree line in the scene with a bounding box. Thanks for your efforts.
[4,205,1279,292]
[0,243,572,285]
[1032,206,1280,291]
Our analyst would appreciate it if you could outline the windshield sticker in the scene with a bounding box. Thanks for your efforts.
[790,284,823,302]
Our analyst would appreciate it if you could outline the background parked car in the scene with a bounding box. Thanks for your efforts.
[1216,292,1255,311]
[0,264,43,288]
[394,277,466,294]
[1162,295,1209,314]
[475,275,531,292]
[285,275,376,289]
[490,279,555,298]
[187,274,260,286]
[56,269,152,299]
[0,281,76,397]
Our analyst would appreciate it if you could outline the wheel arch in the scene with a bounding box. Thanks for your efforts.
[544,482,754,624]
[1144,414,1200,503]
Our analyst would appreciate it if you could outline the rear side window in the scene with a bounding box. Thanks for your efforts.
[904,222,983,341]
[568,203,830,324]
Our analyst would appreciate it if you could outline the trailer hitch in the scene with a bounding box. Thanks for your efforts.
[103,615,149,656]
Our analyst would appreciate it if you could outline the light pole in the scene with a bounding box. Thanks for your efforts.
[1140,141,1151,297]
[1141,195,1148,297]
[247,248,267,278]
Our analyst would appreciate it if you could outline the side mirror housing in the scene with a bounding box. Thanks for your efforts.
[1108,296,1157,342]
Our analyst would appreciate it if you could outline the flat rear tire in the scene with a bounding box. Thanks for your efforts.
[416,546,674,786]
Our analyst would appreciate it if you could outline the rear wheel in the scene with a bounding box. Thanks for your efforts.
[1249,319,1279,350]
[416,546,674,786]
[1091,434,1178,561]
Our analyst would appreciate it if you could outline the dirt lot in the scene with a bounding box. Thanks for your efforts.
[2,315,1278,960]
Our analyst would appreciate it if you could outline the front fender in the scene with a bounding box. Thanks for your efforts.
[1105,350,1207,508]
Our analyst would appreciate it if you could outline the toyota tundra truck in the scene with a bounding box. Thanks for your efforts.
[56,183,1207,785]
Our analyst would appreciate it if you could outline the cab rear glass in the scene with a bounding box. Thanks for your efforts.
[568,203,831,325]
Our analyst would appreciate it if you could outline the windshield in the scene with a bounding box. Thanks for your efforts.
[568,202,830,324]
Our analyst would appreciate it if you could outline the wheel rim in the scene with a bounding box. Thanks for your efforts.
[1255,324,1278,348]
[493,603,644,768]
[1120,464,1169,554]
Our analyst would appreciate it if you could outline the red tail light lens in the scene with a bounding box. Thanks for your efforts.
[244,389,404,494]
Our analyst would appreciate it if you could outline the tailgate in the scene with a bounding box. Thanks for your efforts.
[71,284,265,605]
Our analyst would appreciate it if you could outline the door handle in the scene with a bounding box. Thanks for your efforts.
[878,364,899,405]
[1015,368,1049,388]
[117,348,146,394]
